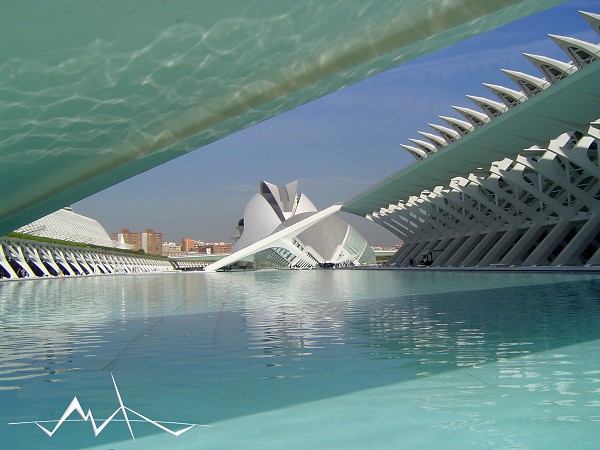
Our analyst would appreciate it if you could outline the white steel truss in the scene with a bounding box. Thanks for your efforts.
[0,238,174,279]
[345,10,600,268]
[381,126,600,267]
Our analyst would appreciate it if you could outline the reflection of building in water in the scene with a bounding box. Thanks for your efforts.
[227,181,375,270]
[0,281,101,389]
[240,273,349,360]
[1,207,173,279]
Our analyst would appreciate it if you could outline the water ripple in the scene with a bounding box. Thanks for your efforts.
[1,270,599,436]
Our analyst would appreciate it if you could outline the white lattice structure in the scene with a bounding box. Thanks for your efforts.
[1,207,174,279]
[343,11,600,268]
[0,237,174,279]
[383,126,600,267]
[15,207,116,248]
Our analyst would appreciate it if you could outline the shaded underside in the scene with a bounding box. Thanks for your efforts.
[0,0,561,235]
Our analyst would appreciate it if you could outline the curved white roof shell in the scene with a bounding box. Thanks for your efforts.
[222,181,373,270]
[482,83,527,108]
[0,0,562,236]
[548,35,600,67]
[500,69,549,96]
[233,180,317,252]
[15,208,115,248]
[581,10,600,35]
[439,116,475,135]
[523,53,577,82]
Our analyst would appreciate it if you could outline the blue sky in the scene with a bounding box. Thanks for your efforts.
[73,0,598,246]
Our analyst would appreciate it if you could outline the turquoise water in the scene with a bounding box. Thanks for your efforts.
[1,270,599,449]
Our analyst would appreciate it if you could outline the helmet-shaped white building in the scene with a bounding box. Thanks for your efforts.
[233,181,374,269]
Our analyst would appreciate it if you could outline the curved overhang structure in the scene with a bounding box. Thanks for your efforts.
[501,69,549,96]
[482,83,527,108]
[343,12,600,267]
[0,1,561,236]
[343,56,600,216]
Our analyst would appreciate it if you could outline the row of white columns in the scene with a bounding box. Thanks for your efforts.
[0,238,174,279]
[378,124,600,267]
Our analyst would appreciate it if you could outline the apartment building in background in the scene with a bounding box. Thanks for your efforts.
[112,228,163,255]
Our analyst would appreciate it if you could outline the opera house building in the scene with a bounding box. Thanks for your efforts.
[225,181,375,270]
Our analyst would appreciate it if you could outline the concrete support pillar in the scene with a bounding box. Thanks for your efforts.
[100,254,115,273]
[389,241,420,265]
[4,243,35,277]
[432,235,467,267]
[74,251,94,274]
[547,136,600,180]
[462,228,504,266]
[22,245,51,276]
[522,219,573,265]
[83,252,100,274]
[552,214,600,265]
[443,230,485,266]
[585,241,600,266]
[479,227,523,266]
[407,240,433,265]
[372,214,410,238]
[0,244,18,278]
[499,223,545,265]
[37,246,63,275]
[64,250,85,274]
[517,153,598,213]
[52,249,74,275]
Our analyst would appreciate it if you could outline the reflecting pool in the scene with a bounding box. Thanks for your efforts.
[1,270,599,449]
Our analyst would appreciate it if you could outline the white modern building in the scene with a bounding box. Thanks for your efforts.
[1,207,173,279]
[207,181,374,271]
[15,207,118,248]
[342,11,600,268]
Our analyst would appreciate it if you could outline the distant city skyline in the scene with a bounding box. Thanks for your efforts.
[72,1,597,246]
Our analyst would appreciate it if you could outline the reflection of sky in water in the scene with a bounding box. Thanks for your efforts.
[0,1,560,232]
[1,271,599,448]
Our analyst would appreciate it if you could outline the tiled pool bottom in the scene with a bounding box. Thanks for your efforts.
[1,270,599,449]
